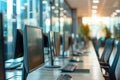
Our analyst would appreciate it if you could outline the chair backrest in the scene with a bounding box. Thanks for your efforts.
[92,37,97,48]
[95,37,103,58]
[115,56,120,80]
[109,41,120,80]
[100,38,114,63]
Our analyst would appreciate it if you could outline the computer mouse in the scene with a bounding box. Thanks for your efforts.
[64,74,72,78]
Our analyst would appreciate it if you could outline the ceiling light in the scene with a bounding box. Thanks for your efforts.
[92,6,98,9]
[93,0,99,3]
[92,10,97,13]
[116,9,120,13]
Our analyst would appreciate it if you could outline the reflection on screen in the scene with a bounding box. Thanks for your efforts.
[64,32,69,51]
[26,26,44,71]
[54,32,60,57]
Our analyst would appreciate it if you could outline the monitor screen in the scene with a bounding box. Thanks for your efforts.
[0,13,5,80]
[54,32,60,56]
[44,31,61,68]
[68,35,73,47]
[23,25,44,72]
[64,32,69,51]
[14,29,24,58]
[43,33,48,47]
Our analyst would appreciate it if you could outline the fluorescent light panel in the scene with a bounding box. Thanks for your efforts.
[93,0,99,3]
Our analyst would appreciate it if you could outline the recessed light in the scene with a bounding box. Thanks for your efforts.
[116,9,120,13]
[92,10,97,13]
[93,0,99,3]
[92,6,98,9]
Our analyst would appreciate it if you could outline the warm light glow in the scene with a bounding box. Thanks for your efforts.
[93,0,99,3]
[92,6,98,9]
[92,10,97,14]
[82,16,111,38]
[91,15,100,24]
[116,9,120,13]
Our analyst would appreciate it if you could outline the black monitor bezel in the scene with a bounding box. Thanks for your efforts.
[0,13,6,80]
[14,29,24,59]
[23,25,44,74]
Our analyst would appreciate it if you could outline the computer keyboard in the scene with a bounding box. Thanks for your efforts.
[5,62,22,70]
[61,63,77,72]
[57,74,72,80]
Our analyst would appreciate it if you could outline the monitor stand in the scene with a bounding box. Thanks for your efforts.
[22,63,28,80]
[45,49,60,68]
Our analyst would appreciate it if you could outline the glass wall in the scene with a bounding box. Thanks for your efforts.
[0,0,72,60]
[0,0,41,60]
[42,0,50,33]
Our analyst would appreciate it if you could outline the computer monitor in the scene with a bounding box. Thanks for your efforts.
[22,25,44,80]
[43,33,48,47]
[14,29,24,59]
[0,13,6,80]
[45,31,61,68]
[68,35,73,47]
[64,32,69,51]
[53,32,61,57]
[61,32,69,57]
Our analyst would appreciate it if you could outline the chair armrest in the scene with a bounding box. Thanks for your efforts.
[100,61,109,66]
[101,65,110,73]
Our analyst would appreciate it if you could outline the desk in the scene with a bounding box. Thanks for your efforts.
[9,42,105,80]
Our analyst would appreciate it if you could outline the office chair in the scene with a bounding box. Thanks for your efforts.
[115,54,120,80]
[103,41,120,80]
[92,37,97,48]
[99,38,114,67]
[95,37,103,59]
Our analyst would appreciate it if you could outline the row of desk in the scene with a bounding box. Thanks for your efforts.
[7,42,105,80]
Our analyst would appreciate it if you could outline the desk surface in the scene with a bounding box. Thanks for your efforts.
[9,42,105,80]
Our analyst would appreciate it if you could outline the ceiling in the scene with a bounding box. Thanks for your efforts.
[66,0,120,17]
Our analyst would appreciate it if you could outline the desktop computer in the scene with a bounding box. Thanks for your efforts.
[14,29,24,59]
[45,31,61,68]
[59,31,70,58]
[22,25,44,80]
[5,29,23,70]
